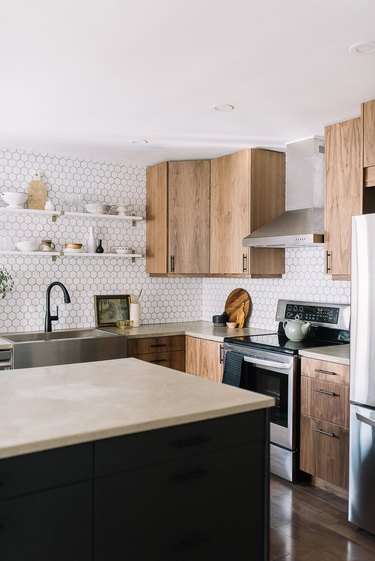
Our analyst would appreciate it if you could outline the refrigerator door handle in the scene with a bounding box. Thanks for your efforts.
[356,411,375,429]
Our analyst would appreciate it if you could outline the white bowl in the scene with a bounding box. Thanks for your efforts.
[112,245,129,254]
[1,192,28,208]
[16,240,38,252]
[85,203,110,214]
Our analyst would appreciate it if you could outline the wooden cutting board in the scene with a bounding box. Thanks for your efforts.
[224,288,252,327]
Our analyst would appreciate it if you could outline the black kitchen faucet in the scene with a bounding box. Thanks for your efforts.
[44,282,71,332]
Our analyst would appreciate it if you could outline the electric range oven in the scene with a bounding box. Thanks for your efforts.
[223,300,350,482]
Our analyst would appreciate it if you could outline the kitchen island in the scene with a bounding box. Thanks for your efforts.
[0,358,273,561]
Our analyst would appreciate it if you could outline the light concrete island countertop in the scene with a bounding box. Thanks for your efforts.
[102,320,274,342]
[299,344,350,365]
[0,358,274,460]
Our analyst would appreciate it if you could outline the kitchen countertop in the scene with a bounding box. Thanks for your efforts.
[0,338,12,350]
[0,357,274,460]
[299,344,350,365]
[102,320,273,342]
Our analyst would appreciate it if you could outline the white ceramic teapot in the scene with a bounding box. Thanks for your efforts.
[283,315,311,341]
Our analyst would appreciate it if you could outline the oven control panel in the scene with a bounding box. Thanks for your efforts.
[276,300,350,330]
[284,303,339,324]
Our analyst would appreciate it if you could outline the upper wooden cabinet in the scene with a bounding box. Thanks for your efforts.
[362,99,375,187]
[146,160,210,274]
[324,118,362,279]
[210,148,285,277]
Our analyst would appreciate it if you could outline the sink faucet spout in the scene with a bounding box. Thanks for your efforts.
[45,282,71,332]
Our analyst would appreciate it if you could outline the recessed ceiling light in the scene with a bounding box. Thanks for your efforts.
[210,104,235,112]
[131,139,149,145]
[349,41,375,55]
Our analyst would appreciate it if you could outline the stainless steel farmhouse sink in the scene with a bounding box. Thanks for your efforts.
[3,329,127,369]
[5,329,114,343]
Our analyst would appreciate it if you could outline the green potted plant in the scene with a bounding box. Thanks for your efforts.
[0,267,14,299]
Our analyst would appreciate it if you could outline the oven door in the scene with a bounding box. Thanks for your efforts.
[223,345,297,450]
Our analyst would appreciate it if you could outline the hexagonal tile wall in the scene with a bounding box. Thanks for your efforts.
[0,147,203,332]
[202,247,350,330]
[0,146,351,333]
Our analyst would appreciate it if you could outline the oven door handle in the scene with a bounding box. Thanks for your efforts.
[243,356,291,370]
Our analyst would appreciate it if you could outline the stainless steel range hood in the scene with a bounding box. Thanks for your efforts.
[243,137,324,248]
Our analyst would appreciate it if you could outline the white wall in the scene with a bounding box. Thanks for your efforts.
[0,146,351,333]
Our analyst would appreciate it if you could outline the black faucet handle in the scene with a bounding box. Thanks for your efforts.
[50,305,59,322]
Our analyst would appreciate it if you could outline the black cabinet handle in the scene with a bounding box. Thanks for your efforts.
[150,343,168,348]
[170,255,175,273]
[171,534,208,552]
[171,435,210,449]
[150,359,167,364]
[314,388,337,397]
[315,368,337,376]
[170,468,210,483]
[314,428,335,438]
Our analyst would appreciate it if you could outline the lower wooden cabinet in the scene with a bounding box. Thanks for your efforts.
[300,357,349,490]
[300,415,349,490]
[127,335,185,371]
[185,336,223,382]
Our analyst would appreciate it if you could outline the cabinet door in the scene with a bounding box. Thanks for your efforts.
[168,161,210,274]
[185,336,223,382]
[131,350,186,372]
[300,414,349,489]
[146,162,168,274]
[325,118,362,279]
[95,442,267,561]
[0,482,92,561]
[249,149,285,277]
[363,99,375,168]
[301,376,349,428]
[210,150,250,274]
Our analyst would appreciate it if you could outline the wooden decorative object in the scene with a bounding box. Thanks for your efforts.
[27,172,48,210]
[224,288,252,325]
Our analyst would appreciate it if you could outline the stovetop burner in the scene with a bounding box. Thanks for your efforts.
[224,299,350,355]
[224,331,349,355]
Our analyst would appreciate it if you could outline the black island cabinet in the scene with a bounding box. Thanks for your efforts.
[0,409,270,561]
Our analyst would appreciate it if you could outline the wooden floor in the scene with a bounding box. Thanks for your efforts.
[270,475,375,561]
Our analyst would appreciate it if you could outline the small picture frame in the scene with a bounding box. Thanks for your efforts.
[94,294,130,327]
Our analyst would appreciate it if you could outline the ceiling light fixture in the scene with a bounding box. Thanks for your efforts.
[131,139,149,145]
[349,41,375,55]
[210,104,235,112]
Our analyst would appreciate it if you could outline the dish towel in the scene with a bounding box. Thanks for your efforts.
[222,351,244,387]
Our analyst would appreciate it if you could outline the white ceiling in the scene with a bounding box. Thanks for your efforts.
[0,0,374,165]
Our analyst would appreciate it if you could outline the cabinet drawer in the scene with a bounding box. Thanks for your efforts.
[300,415,349,489]
[0,481,92,561]
[95,410,266,476]
[95,442,266,561]
[0,443,93,500]
[301,357,349,385]
[127,335,185,355]
[132,350,185,372]
[301,376,349,427]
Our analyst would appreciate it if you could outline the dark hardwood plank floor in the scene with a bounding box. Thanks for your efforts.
[270,475,375,561]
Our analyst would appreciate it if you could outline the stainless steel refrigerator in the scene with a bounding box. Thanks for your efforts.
[349,213,375,533]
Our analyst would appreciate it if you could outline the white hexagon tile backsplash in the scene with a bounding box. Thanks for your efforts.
[202,246,351,330]
[0,147,203,332]
[0,146,351,333]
